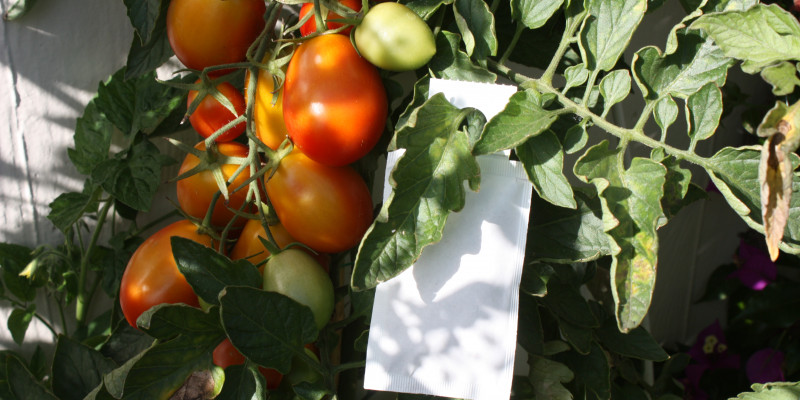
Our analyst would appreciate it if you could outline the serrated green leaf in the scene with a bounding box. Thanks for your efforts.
[220,287,318,374]
[125,16,174,80]
[599,69,632,114]
[429,31,497,83]
[138,303,224,341]
[51,335,117,400]
[708,146,800,253]
[215,364,264,400]
[404,0,452,20]
[516,130,576,209]
[68,101,114,176]
[563,123,589,154]
[580,0,646,72]
[7,305,35,345]
[663,0,707,55]
[453,0,498,61]
[563,63,590,93]
[657,154,705,219]
[761,61,800,96]
[171,237,262,306]
[574,141,666,332]
[555,342,611,399]
[474,89,557,155]
[518,295,544,355]
[511,0,565,30]
[100,321,154,366]
[352,94,482,290]
[527,189,611,263]
[686,82,722,146]
[690,4,800,74]
[595,317,669,361]
[732,382,800,400]
[2,353,58,399]
[653,96,679,139]
[122,0,162,45]
[528,354,574,399]
[122,335,219,400]
[94,68,187,137]
[92,139,174,211]
[47,188,101,233]
[632,31,734,101]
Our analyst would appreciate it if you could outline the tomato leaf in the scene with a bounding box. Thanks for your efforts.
[685,82,723,148]
[125,7,174,80]
[215,364,265,400]
[516,130,575,209]
[429,31,497,83]
[473,89,558,156]
[594,317,669,361]
[598,69,632,115]
[7,305,35,346]
[122,0,163,45]
[453,0,497,61]
[99,321,154,366]
[171,237,262,306]
[47,186,101,234]
[732,382,800,400]
[574,141,667,332]
[760,62,800,96]
[555,343,611,399]
[51,335,117,400]
[512,0,565,30]
[137,303,225,341]
[68,101,114,176]
[219,287,318,374]
[653,96,679,139]
[580,0,646,72]
[528,354,574,400]
[689,3,800,74]
[527,189,610,263]
[352,94,482,290]
[119,335,219,400]
[1,352,59,399]
[92,139,174,212]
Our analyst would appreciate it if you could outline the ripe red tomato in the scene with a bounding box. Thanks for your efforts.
[230,219,331,272]
[120,220,213,327]
[176,141,254,229]
[283,34,388,166]
[187,80,246,142]
[298,0,362,36]
[213,338,283,389]
[265,150,373,253]
[166,0,266,71]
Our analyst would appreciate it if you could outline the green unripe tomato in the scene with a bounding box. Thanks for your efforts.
[354,2,436,71]
[262,248,335,330]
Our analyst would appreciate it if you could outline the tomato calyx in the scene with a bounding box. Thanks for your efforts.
[169,138,251,202]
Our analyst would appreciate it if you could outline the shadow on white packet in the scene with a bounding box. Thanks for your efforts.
[363,79,531,400]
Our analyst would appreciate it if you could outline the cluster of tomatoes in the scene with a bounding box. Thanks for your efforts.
[117,0,436,392]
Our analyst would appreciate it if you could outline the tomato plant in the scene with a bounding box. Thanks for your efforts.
[166,0,266,71]
[262,248,335,330]
[213,338,283,389]
[187,80,246,142]
[265,150,374,254]
[119,220,213,327]
[246,58,289,150]
[298,0,362,36]
[230,218,331,272]
[282,34,388,166]
[176,141,254,229]
[354,2,436,71]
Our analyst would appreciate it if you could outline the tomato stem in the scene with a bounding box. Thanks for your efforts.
[75,197,113,326]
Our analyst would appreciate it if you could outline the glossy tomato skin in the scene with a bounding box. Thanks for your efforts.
[187,81,246,142]
[245,59,289,150]
[166,0,266,71]
[283,34,388,166]
[213,338,283,389]
[298,0,362,36]
[262,248,335,330]
[230,219,330,272]
[354,2,436,71]
[176,141,253,229]
[265,151,374,254]
[120,220,213,327]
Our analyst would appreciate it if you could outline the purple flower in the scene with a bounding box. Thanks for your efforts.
[746,348,785,384]
[729,239,777,290]
[683,320,741,399]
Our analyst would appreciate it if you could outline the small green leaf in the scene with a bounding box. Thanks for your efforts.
[125,18,174,80]
[563,64,590,93]
[555,342,611,399]
[99,321,154,366]
[732,382,800,400]
[171,237,262,306]
[215,364,264,400]
[352,94,482,290]
[527,189,611,263]
[761,62,800,96]
[599,69,632,116]
[574,142,667,332]
[528,354,574,399]
[7,305,35,345]
[429,31,497,83]
[137,303,224,340]
[220,287,318,374]
[657,153,705,219]
[689,4,800,74]
[92,139,174,212]
[474,89,557,155]
[653,96,679,139]
[511,0,565,30]
[595,317,669,361]
[122,0,162,44]
[453,0,498,61]
[580,0,646,72]
[686,82,723,147]
[3,353,59,399]
[68,101,114,176]
[517,295,544,355]
[47,188,101,233]
[516,130,576,209]
[563,123,589,154]
[51,335,117,400]
[541,279,598,329]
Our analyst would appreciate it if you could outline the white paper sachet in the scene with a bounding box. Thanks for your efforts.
[363,79,531,400]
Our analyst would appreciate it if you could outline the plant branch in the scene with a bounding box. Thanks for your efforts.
[75,199,113,326]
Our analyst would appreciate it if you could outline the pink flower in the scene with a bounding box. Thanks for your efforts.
[746,348,785,384]
[728,239,777,291]
[683,320,741,399]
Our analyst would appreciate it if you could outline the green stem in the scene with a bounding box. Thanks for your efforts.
[3,295,59,338]
[75,199,113,326]
[540,10,587,86]
[498,24,524,66]
[331,360,366,375]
